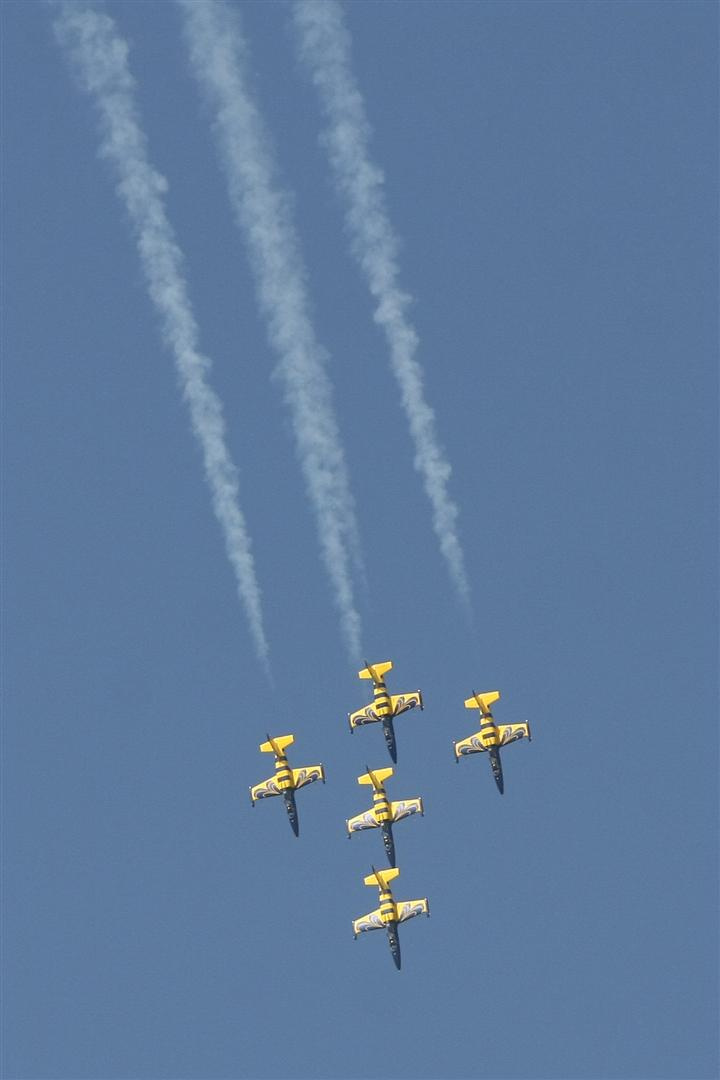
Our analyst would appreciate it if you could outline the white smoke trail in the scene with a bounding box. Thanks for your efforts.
[55,2,271,671]
[293,0,471,609]
[178,0,363,661]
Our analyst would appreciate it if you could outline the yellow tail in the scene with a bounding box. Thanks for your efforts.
[259,734,295,754]
[359,660,393,682]
[464,691,500,714]
[364,866,400,889]
[358,767,394,788]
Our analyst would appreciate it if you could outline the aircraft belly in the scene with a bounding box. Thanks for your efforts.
[387,922,401,970]
[382,824,396,867]
[489,749,504,794]
[382,720,397,763]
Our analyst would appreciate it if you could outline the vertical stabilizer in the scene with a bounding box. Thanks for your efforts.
[359,660,393,682]
[464,691,500,715]
[358,766,394,788]
[260,734,295,754]
[364,866,400,889]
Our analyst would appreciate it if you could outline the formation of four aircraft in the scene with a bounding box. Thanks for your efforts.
[250,660,532,969]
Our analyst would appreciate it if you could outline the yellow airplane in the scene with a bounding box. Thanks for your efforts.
[346,766,423,867]
[249,734,325,836]
[352,866,429,970]
[348,660,423,762]
[453,691,531,794]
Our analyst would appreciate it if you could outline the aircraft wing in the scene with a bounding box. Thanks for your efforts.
[250,775,282,801]
[347,807,380,834]
[454,732,486,757]
[395,898,429,923]
[497,723,530,747]
[390,797,423,823]
[349,703,381,729]
[291,765,324,790]
[353,908,384,936]
[390,691,423,717]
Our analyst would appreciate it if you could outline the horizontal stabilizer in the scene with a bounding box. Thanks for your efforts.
[364,866,400,889]
[464,691,500,714]
[260,734,294,754]
[358,767,394,787]
[359,660,393,682]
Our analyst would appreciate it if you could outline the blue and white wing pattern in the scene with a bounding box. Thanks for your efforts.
[349,704,381,729]
[250,775,282,801]
[497,722,530,747]
[390,797,423,823]
[395,898,430,923]
[390,691,423,717]
[347,808,379,834]
[454,733,487,756]
[291,765,324,790]
[353,908,384,936]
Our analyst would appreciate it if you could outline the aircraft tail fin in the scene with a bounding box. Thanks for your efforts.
[364,866,400,889]
[359,660,393,682]
[358,767,394,788]
[260,734,294,754]
[464,691,500,714]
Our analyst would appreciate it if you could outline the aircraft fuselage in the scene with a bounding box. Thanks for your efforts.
[381,824,396,867]
[387,922,401,969]
[283,789,299,835]
[273,753,300,834]
[377,885,402,968]
[488,747,504,794]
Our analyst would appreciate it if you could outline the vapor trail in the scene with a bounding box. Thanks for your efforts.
[293,0,471,608]
[178,0,363,661]
[55,2,271,671]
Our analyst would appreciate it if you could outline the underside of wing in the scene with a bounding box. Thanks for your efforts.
[454,732,487,757]
[291,764,324,789]
[497,723,530,747]
[390,797,423,823]
[349,703,381,729]
[250,775,282,801]
[353,908,384,936]
[395,898,429,923]
[347,807,379,834]
[390,690,423,717]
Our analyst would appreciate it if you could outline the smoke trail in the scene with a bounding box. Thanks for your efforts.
[293,0,471,609]
[178,0,363,661]
[55,2,271,671]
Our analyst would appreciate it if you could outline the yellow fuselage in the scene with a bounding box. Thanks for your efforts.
[477,721,499,749]
[378,885,396,926]
[273,754,294,791]
[372,680,393,719]
[372,789,392,824]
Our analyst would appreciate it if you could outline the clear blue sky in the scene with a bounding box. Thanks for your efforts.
[3,2,717,1078]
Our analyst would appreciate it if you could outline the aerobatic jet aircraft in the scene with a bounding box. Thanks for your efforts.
[249,734,324,836]
[352,866,429,970]
[453,690,531,794]
[346,766,423,867]
[348,660,423,762]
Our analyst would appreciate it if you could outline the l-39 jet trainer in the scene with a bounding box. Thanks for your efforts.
[453,691,531,794]
[346,766,423,867]
[249,734,325,836]
[348,660,423,762]
[352,866,429,970]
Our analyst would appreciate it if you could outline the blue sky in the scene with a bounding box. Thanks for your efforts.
[2,2,718,1078]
